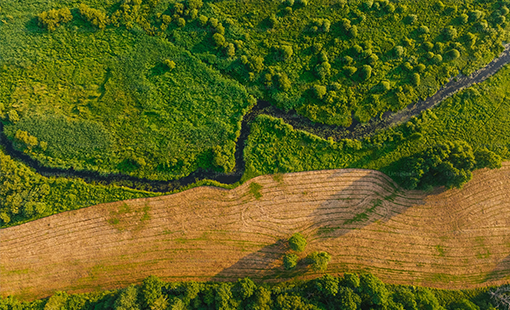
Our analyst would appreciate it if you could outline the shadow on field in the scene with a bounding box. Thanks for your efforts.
[212,239,308,282]
[485,254,510,282]
[306,169,425,240]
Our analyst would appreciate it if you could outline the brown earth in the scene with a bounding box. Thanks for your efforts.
[2,164,510,300]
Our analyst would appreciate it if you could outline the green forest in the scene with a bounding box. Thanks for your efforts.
[0,0,509,226]
[1,273,506,310]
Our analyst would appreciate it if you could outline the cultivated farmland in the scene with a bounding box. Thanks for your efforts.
[2,163,509,300]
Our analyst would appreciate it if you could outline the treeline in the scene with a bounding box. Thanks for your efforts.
[0,273,502,310]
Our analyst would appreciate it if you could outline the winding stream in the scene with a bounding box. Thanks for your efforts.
[1,44,510,192]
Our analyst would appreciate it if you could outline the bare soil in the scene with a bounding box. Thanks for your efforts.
[2,164,510,300]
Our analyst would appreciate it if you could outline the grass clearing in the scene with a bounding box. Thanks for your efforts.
[2,164,510,299]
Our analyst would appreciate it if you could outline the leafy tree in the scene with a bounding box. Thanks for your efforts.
[411,73,420,87]
[414,288,442,310]
[283,253,299,270]
[345,66,357,77]
[459,13,469,24]
[336,287,361,310]
[360,65,372,81]
[474,148,502,169]
[114,285,141,310]
[359,273,389,309]
[235,277,257,300]
[342,273,360,289]
[226,43,236,57]
[406,14,418,24]
[313,274,339,298]
[163,59,176,70]
[249,286,272,310]
[316,62,331,80]
[215,283,238,310]
[248,56,265,73]
[469,10,484,22]
[419,25,430,33]
[446,49,460,60]
[44,291,68,310]
[392,287,418,310]
[450,299,480,310]
[38,8,73,31]
[276,73,292,92]
[443,26,457,40]
[78,4,108,29]
[289,232,307,251]
[213,33,226,47]
[176,18,186,27]
[432,54,443,64]
[198,15,208,26]
[307,251,331,271]
[394,46,405,57]
[140,275,163,310]
[280,45,294,61]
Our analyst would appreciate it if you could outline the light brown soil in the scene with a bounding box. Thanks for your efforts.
[2,164,510,300]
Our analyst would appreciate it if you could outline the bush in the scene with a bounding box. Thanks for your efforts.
[474,148,502,169]
[411,73,420,87]
[307,251,331,271]
[212,33,226,46]
[288,232,307,252]
[283,254,299,270]
[78,4,108,29]
[459,13,469,24]
[395,140,477,189]
[446,49,460,60]
[345,66,357,76]
[394,45,405,57]
[432,54,443,64]
[359,65,372,81]
[406,14,418,24]
[469,10,484,22]
[443,26,457,40]
[37,8,73,31]
[418,25,429,33]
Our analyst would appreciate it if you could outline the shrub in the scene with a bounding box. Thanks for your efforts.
[443,26,457,40]
[163,59,176,70]
[212,33,226,46]
[446,49,460,60]
[225,43,235,57]
[411,73,420,87]
[368,54,378,66]
[288,232,307,252]
[474,148,502,169]
[198,15,208,26]
[379,80,391,91]
[359,65,372,81]
[176,17,186,27]
[423,42,434,51]
[276,73,292,92]
[78,4,108,29]
[394,45,405,57]
[280,45,294,61]
[307,251,331,271]
[459,13,469,24]
[418,25,429,34]
[469,10,484,22]
[283,254,299,270]
[316,62,331,80]
[345,66,357,76]
[415,63,426,73]
[406,14,418,24]
[37,8,73,31]
[248,56,264,73]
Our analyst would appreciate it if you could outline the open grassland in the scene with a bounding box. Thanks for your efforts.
[2,164,510,300]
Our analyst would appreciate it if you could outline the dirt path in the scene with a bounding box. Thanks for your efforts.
[2,163,509,300]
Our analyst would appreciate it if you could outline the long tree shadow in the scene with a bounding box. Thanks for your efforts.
[485,255,510,283]
[212,170,427,282]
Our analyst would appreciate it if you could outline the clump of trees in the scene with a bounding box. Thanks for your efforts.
[78,4,109,29]
[395,140,502,189]
[37,8,73,31]
[307,251,332,271]
[288,232,307,252]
